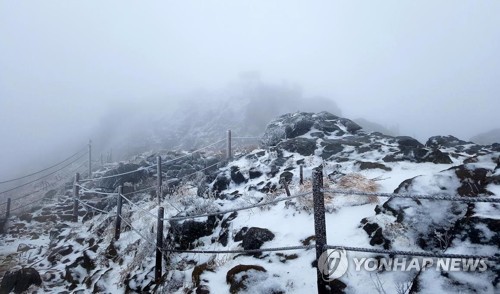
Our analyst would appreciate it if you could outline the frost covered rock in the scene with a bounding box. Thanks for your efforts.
[169,215,221,250]
[426,135,472,148]
[261,112,361,147]
[0,268,42,294]
[277,138,317,156]
[235,227,275,255]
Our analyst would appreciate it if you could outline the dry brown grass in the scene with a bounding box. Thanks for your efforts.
[336,173,379,203]
[337,173,379,192]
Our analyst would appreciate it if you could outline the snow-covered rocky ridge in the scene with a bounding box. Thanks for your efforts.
[1,112,499,293]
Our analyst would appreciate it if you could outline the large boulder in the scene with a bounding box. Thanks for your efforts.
[169,216,220,250]
[261,112,361,147]
[0,268,42,293]
[235,227,275,255]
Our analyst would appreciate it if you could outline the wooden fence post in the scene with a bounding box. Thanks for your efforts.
[227,130,232,161]
[300,165,304,185]
[313,167,328,293]
[115,186,123,240]
[73,173,80,222]
[155,207,164,284]
[157,156,162,203]
[5,198,11,220]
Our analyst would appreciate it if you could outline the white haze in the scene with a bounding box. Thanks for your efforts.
[1,0,499,179]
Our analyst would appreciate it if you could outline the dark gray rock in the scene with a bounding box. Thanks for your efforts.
[212,175,230,194]
[249,168,263,179]
[454,166,493,196]
[320,142,344,159]
[230,166,247,185]
[169,216,220,250]
[383,147,452,164]
[396,136,424,148]
[356,161,391,171]
[240,227,275,255]
[425,135,471,149]
[279,171,293,184]
[0,268,42,294]
[277,138,317,156]
[360,220,391,249]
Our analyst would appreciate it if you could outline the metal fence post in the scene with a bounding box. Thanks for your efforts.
[155,207,164,284]
[5,198,11,220]
[281,178,291,196]
[88,140,92,179]
[115,186,123,240]
[157,156,162,204]
[72,173,80,222]
[227,130,232,160]
[313,167,328,293]
[300,165,304,185]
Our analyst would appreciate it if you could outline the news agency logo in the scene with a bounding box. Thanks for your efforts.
[318,249,489,281]
[317,248,349,281]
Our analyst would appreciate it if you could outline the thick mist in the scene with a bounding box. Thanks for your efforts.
[1,1,500,180]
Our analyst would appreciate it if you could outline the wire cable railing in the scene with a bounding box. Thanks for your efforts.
[322,189,500,203]
[0,147,87,185]
[79,139,226,184]
[75,197,112,214]
[325,245,500,262]
[0,152,88,197]
[168,191,312,222]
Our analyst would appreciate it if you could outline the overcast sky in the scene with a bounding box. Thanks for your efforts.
[1,1,500,179]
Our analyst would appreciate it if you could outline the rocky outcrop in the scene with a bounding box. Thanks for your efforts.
[261,112,361,147]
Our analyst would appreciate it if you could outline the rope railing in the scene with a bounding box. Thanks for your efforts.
[325,245,500,262]
[322,189,500,203]
[0,152,88,196]
[0,147,87,185]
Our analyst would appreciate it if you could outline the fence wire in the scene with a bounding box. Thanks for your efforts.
[168,191,312,222]
[323,189,500,203]
[326,245,500,262]
[0,147,87,185]
[0,152,88,197]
